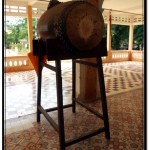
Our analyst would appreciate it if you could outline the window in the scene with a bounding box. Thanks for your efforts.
[133,25,144,50]
[103,24,107,38]
[5,17,38,56]
[111,24,129,50]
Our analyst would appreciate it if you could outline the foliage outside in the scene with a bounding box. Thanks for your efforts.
[5,17,38,52]
[5,17,144,53]
[104,24,143,50]
[133,25,144,50]
[111,25,129,50]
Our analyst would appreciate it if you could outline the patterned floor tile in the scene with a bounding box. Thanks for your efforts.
[5,61,143,120]
[4,88,144,149]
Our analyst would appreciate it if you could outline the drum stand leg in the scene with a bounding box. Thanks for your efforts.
[55,60,66,150]
[37,55,43,122]
[36,57,110,150]
[72,59,76,113]
[72,58,110,140]
[96,58,110,139]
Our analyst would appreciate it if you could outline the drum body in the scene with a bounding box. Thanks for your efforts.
[37,1,104,51]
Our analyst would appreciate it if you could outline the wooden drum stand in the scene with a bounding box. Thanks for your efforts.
[33,38,110,150]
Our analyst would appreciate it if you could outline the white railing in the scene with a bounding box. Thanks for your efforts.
[5,5,27,17]
[102,50,130,63]
[5,4,144,24]
[111,50,129,59]
[102,56,107,60]
[102,12,144,25]
[5,56,34,72]
[4,51,143,72]
[131,51,143,61]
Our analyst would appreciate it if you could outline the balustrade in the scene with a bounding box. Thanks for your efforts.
[5,56,34,72]
[4,51,143,73]
[131,51,143,61]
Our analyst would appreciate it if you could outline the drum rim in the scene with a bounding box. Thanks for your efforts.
[60,1,104,52]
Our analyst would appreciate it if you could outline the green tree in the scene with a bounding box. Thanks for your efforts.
[5,17,38,50]
[133,25,144,49]
[4,31,14,48]
[18,18,28,40]
[103,24,107,38]
[111,25,129,50]
[32,18,39,39]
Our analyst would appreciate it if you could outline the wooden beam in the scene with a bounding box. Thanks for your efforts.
[27,5,33,52]
[78,58,98,102]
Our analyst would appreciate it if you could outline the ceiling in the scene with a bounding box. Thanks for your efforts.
[5,0,144,15]
[102,0,143,15]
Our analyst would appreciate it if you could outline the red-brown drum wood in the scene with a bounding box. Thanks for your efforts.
[37,0,104,51]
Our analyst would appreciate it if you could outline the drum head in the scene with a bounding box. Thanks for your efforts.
[66,2,104,51]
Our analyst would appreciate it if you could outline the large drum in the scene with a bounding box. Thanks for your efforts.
[37,0,104,51]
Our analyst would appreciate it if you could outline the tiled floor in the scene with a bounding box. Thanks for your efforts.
[5,60,143,120]
[103,61,143,95]
[4,60,144,149]
[5,89,144,149]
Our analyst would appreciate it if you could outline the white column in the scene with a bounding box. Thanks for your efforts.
[107,10,112,51]
[128,24,134,51]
